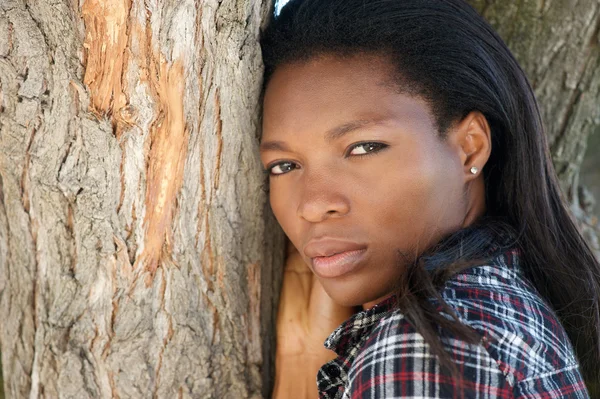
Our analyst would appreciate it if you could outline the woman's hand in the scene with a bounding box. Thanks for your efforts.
[272,239,356,399]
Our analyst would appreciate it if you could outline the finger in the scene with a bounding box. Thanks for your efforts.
[283,248,313,275]
[277,253,312,323]
[276,249,313,333]
[306,273,356,338]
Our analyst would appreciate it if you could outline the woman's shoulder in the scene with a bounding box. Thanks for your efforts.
[438,248,581,380]
[345,248,587,398]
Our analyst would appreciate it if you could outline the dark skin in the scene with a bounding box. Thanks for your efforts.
[260,54,492,398]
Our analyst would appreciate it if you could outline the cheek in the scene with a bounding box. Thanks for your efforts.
[364,147,465,250]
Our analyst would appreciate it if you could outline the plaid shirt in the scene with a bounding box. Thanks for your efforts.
[317,247,589,398]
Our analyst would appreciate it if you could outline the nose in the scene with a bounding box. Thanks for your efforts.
[296,174,351,223]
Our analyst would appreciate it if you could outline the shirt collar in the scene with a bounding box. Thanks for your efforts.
[324,293,398,356]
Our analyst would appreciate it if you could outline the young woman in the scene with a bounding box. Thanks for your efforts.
[259,0,600,397]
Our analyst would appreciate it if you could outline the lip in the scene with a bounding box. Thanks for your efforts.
[304,238,368,278]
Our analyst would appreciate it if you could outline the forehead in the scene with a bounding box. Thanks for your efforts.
[263,54,397,119]
[261,54,433,143]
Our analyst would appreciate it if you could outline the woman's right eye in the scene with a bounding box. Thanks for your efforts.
[269,161,298,176]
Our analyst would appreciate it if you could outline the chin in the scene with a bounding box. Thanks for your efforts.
[323,276,397,309]
[323,283,376,308]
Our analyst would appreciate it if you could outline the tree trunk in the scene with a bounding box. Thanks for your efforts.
[0,0,284,398]
[469,0,600,257]
[0,1,598,399]
[581,131,600,221]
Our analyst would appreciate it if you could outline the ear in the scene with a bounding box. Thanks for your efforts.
[446,111,492,182]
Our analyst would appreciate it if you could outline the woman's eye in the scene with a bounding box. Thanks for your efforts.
[266,143,386,176]
[348,142,387,156]
[269,161,298,176]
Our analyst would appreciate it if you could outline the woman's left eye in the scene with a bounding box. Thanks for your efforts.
[347,142,388,156]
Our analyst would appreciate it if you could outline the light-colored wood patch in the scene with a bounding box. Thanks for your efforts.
[82,0,131,118]
[137,55,188,280]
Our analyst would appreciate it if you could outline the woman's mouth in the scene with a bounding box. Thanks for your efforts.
[310,248,367,278]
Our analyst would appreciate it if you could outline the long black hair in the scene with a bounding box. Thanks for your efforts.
[260,0,600,386]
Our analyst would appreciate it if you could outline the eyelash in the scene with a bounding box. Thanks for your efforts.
[264,142,389,178]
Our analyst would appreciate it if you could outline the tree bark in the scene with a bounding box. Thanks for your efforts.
[0,0,599,398]
[581,130,600,219]
[0,0,284,398]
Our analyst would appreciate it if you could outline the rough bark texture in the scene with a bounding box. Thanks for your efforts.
[0,0,285,398]
[469,0,600,257]
[0,0,599,398]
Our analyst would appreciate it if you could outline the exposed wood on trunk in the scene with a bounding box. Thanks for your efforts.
[81,0,131,118]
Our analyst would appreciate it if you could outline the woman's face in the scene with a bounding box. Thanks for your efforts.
[260,54,487,307]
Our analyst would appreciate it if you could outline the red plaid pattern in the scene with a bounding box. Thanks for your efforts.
[317,248,589,398]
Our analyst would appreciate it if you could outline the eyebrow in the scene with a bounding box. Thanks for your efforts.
[259,118,388,152]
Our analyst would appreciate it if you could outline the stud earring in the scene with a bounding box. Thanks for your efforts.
[470,166,479,175]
